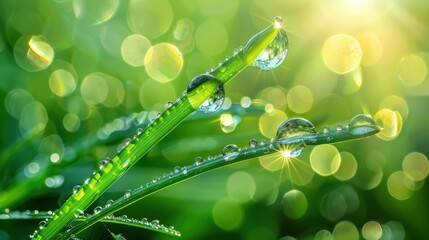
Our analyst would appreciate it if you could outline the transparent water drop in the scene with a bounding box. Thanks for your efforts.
[187,74,225,113]
[249,139,258,148]
[195,156,203,165]
[336,124,343,131]
[141,217,148,223]
[99,157,110,169]
[273,16,283,28]
[253,19,288,70]
[124,189,131,197]
[105,199,114,207]
[39,220,46,229]
[117,138,131,153]
[275,118,316,141]
[152,177,158,183]
[259,140,268,146]
[166,101,173,108]
[93,206,102,214]
[182,169,188,175]
[322,126,330,134]
[222,144,240,161]
[151,219,160,227]
[173,166,181,173]
[348,114,377,135]
[281,143,306,158]
[72,185,81,194]
[74,209,84,218]
[136,128,143,136]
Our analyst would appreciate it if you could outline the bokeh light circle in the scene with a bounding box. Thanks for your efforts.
[334,152,358,181]
[282,189,307,219]
[258,109,287,138]
[287,85,313,114]
[127,0,173,38]
[402,152,429,181]
[387,171,414,200]
[212,198,243,231]
[356,32,383,66]
[398,54,427,86]
[332,221,359,240]
[374,108,402,141]
[20,102,48,133]
[49,69,76,97]
[121,34,151,67]
[63,113,81,132]
[73,0,119,25]
[362,221,383,240]
[310,144,341,176]
[322,34,362,74]
[226,171,256,203]
[80,73,109,105]
[144,43,183,83]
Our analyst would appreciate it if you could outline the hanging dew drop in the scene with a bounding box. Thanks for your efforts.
[222,144,239,161]
[275,118,316,141]
[253,17,288,70]
[187,74,225,113]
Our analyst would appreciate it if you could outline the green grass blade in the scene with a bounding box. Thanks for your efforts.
[60,115,379,238]
[32,22,280,239]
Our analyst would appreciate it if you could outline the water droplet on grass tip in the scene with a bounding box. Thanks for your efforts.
[275,118,316,141]
[253,25,288,70]
[187,74,225,113]
[72,185,81,194]
[273,16,283,28]
[222,144,239,161]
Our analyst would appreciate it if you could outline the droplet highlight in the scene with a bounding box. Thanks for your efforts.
[187,74,225,113]
[222,144,240,161]
[275,118,316,141]
[253,27,288,70]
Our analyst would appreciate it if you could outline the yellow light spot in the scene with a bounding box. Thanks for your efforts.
[282,189,307,219]
[63,113,81,132]
[310,144,341,176]
[387,171,414,200]
[322,34,362,74]
[258,87,287,110]
[332,221,359,240]
[287,85,313,114]
[195,21,229,56]
[127,0,173,38]
[334,152,358,181]
[49,69,76,97]
[402,152,429,181]
[20,102,48,133]
[73,0,119,25]
[362,221,383,240]
[220,113,238,133]
[398,54,427,86]
[144,43,183,83]
[356,32,383,66]
[80,73,108,105]
[240,96,252,108]
[374,108,402,141]
[27,35,54,69]
[121,34,151,67]
[379,95,409,121]
[258,109,287,138]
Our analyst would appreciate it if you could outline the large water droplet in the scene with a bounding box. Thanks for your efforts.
[222,144,239,161]
[187,74,225,113]
[348,114,377,135]
[253,24,288,70]
[275,118,316,141]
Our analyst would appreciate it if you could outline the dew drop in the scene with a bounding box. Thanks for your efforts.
[322,126,330,134]
[166,101,173,108]
[72,185,81,194]
[141,218,148,224]
[99,157,110,169]
[74,209,84,218]
[336,124,343,131]
[275,118,316,141]
[124,189,131,197]
[281,143,306,158]
[222,144,240,161]
[151,219,160,227]
[93,206,102,214]
[39,220,46,229]
[348,114,377,135]
[173,166,181,173]
[253,22,288,70]
[259,140,268,146]
[136,128,143,136]
[187,74,225,113]
[195,156,203,165]
[182,169,188,175]
[117,138,131,153]
[249,139,258,148]
[273,16,283,28]
[105,199,114,207]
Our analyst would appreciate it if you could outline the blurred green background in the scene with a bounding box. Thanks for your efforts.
[1,0,429,239]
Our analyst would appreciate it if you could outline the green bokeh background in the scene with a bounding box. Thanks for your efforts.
[1,0,429,239]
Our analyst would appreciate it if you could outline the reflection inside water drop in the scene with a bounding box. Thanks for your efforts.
[275,118,316,141]
[253,28,288,70]
[187,74,225,113]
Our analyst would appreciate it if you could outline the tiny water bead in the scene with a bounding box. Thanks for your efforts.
[187,74,225,113]
[117,138,131,153]
[98,157,110,169]
[124,189,131,197]
[93,206,102,214]
[249,139,258,148]
[195,156,203,165]
[222,144,240,161]
[72,185,81,194]
[253,19,288,70]
[275,118,316,141]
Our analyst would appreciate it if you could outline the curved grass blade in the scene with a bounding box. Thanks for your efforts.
[0,210,180,237]
[60,115,379,238]
[32,21,280,239]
